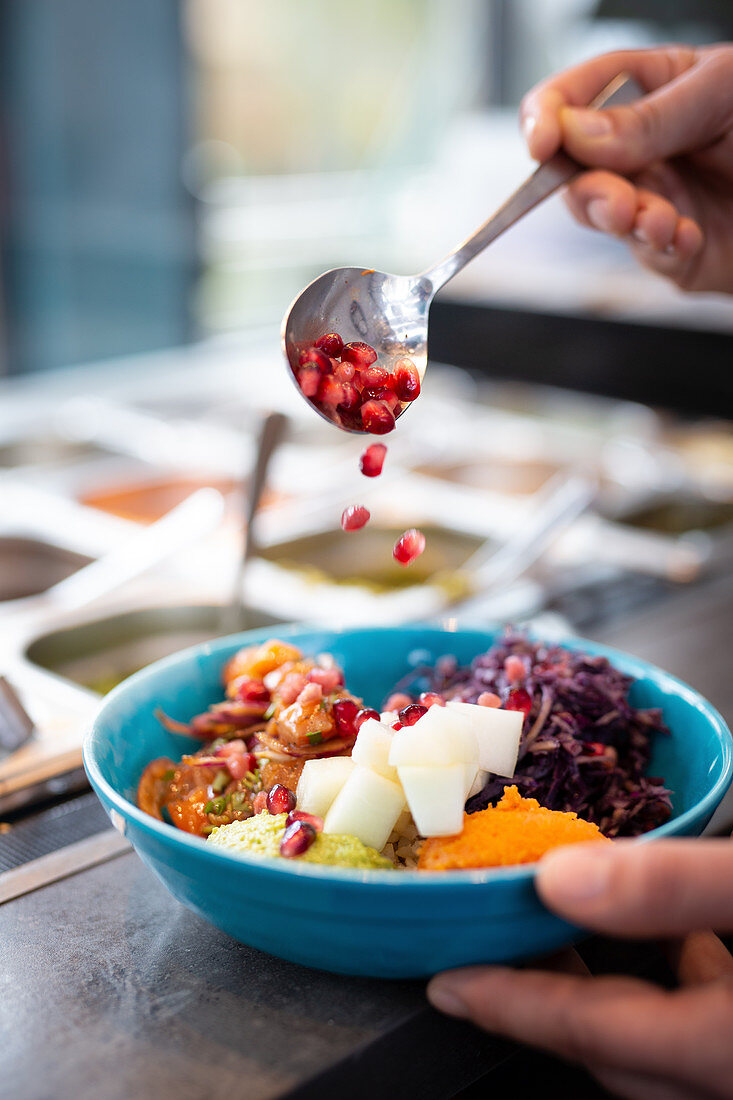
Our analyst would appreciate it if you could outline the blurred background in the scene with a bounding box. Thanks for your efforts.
[0,0,732,829]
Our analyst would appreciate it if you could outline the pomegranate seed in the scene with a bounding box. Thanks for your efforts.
[392,721,403,731]
[585,742,607,756]
[315,332,343,357]
[504,655,526,684]
[318,375,345,407]
[338,382,361,410]
[234,678,270,704]
[385,692,412,712]
[279,820,317,858]
[299,347,332,374]
[477,692,501,708]
[286,809,324,832]
[360,443,387,478]
[354,707,379,731]
[266,784,297,815]
[398,703,428,726]
[333,361,356,383]
[341,504,370,531]
[332,697,360,737]
[253,791,268,814]
[298,366,320,398]
[361,365,389,388]
[393,528,426,565]
[361,399,395,435]
[227,752,257,780]
[392,358,421,401]
[341,341,377,368]
[504,688,532,717]
[419,691,445,708]
[361,386,400,412]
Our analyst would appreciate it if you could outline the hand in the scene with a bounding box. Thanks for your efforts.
[519,45,733,294]
[427,840,733,1100]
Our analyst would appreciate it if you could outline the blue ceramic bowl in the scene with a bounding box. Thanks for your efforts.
[84,624,732,978]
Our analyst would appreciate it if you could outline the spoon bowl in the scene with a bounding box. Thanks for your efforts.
[282,266,430,433]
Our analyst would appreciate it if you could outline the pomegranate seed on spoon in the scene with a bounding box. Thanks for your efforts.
[338,382,361,410]
[360,365,389,388]
[393,528,426,565]
[392,357,421,401]
[315,332,343,357]
[341,341,377,368]
[279,820,317,858]
[317,376,345,407]
[361,399,395,435]
[298,366,321,398]
[299,347,332,374]
[341,505,370,531]
[333,361,356,383]
[360,444,386,477]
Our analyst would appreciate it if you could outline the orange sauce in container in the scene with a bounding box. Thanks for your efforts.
[79,476,244,524]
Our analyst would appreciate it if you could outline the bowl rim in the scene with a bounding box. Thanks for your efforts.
[83,621,733,888]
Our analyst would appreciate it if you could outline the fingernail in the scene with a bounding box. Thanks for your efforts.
[632,226,650,245]
[587,199,612,233]
[427,978,469,1019]
[538,845,614,904]
[564,107,613,139]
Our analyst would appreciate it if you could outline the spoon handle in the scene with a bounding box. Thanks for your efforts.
[422,72,644,292]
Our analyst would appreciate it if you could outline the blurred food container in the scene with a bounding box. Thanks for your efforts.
[0,538,93,603]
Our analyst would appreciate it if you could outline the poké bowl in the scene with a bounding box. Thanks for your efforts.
[84,624,732,979]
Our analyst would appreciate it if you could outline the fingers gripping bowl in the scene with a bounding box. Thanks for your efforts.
[84,625,732,978]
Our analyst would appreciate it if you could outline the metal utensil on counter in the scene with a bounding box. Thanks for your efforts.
[0,677,35,755]
[44,487,225,614]
[283,73,643,433]
[446,471,598,613]
[223,412,289,634]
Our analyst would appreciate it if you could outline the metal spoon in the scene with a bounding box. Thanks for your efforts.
[282,72,642,434]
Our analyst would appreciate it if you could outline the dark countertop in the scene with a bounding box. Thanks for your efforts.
[2,569,732,1100]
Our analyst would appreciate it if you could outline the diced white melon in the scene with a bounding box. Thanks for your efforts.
[467,768,488,799]
[296,756,355,818]
[388,705,475,768]
[446,701,523,778]
[380,711,398,725]
[397,764,466,837]
[351,718,398,782]
[323,766,406,851]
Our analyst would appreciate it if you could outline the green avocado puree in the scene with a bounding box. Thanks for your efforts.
[207,812,393,870]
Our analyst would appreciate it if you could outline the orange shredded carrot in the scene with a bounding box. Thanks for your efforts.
[418,785,610,870]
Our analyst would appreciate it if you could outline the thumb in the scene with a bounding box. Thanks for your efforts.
[536,838,733,938]
[560,51,733,173]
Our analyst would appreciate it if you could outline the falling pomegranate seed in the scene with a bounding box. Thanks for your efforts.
[361,399,395,435]
[504,688,532,717]
[279,820,317,858]
[392,358,421,401]
[253,791,268,814]
[398,702,428,726]
[298,366,321,398]
[338,382,361,410]
[332,697,360,737]
[341,505,370,531]
[286,809,324,832]
[299,347,332,374]
[477,692,501,708]
[419,691,446,708]
[266,784,297,815]
[393,528,426,565]
[360,443,387,477]
[317,375,345,407]
[341,341,377,368]
[360,365,389,388]
[504,655,526,684]
[333,361,356,383]
[315,332,343,357]
[354,707,379,731]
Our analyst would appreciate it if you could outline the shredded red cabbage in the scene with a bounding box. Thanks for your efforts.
[388,631,672,837]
